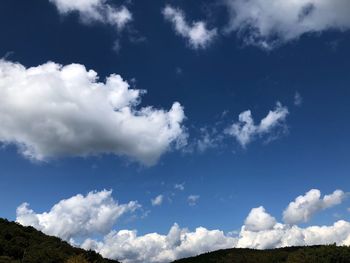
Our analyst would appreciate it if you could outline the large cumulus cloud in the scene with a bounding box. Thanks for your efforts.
[0,60,187,165]
[82,223,237,263]
[283,189,346,224]
[16,190,140,241]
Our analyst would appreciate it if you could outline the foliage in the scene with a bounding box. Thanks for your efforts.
[173,245,350,263]
[0,218,119,263]
[66,254,89,263]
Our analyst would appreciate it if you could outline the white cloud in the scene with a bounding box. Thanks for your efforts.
[224,0,350,48]
[234,189,348,249]
[16,190,140,241]
[49,0,132,30]
[82,189,350,262]
[188,195,200,206]
[82,223,237,263]
[16,188,350,263]
[84,218,350,262]
[174,183,185,191]
[244,206,277,232]
[225,102,289,147]
[162,5,217,49]
[151,195,164,206]
[0,60,187,165]
[283,189,346,224]
[238,218,350,249]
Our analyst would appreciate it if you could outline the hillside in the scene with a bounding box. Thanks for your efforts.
[172,245,350,263]
[0,218,119,263]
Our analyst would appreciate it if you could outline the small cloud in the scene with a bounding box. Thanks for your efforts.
[151,195,164,206]
[174,183,185,191]
[141,210,151,219]
[294,92,303,106]
[188,195,200,206]
[162,5,217,49]
[221,110,229,118]
[49,0,132,31]
[225,102,289,148]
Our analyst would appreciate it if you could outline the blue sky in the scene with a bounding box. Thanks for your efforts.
[1,0,350,262]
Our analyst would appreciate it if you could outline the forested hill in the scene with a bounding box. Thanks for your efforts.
[0,218,119,263]
[172,245,350,263]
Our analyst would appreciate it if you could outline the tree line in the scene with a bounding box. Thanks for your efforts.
[0,218,119,263]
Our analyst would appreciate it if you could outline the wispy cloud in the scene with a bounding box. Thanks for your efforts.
[188,195,200,206]
[225,102,289,147]
[224,0,350,49]
[49,0,132,30]
[174,183,185,191]
[151,195,164,206]
[162,5,217,49]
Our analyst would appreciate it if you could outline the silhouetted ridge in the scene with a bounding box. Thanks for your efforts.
[0,218,119,263]
[172,245,350,263]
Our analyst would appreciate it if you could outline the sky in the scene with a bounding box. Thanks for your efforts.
[1,0,350,262]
